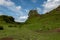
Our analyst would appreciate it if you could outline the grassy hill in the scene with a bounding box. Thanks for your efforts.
[24,6,60,31]
[0,6,60,40]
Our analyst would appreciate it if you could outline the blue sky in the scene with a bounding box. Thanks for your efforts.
[0,0,60,22]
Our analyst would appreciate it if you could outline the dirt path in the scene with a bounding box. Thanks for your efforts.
[49,28,60,32]
[0,37,13,40]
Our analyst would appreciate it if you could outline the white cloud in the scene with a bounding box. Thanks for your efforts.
[0,0,21,10]
[15,16,28,22]
[43,0,60,13]
[37,8,41,13]
[0,0,28,22]
[16,6,22,10]
[19,16,28,19]
[0,0,15,6]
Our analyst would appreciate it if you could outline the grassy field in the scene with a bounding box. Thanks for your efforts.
[0,25,60,40]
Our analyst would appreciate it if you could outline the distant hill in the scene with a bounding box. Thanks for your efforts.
[0,15,15,23]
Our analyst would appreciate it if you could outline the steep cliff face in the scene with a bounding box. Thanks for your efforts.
[28,10,40,18]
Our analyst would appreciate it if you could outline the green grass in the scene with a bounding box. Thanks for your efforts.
[0,26,60,40]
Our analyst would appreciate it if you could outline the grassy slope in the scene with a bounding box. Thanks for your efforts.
[24,6,60,31]
[0,6,60,40]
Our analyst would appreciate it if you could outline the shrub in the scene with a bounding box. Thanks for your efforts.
[0,26,4,30]
[47,27,50,30]
[8,25,16,27]
[8,25,13,27]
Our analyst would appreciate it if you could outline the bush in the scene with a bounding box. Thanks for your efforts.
[8,25,16,27]
[0,26,4,30]
[47,27,50,30]
[8,25,13,27]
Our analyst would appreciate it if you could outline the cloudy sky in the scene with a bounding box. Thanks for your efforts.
[0,0,60,22]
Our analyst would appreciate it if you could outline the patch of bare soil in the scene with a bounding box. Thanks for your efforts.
[0,37,13,40]
[49,28,60,32]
